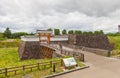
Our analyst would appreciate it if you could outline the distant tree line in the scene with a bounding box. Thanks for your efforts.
[107,32,120,36]
[1,27,119,40]
[48,28,104,35]
[0,27,35,39]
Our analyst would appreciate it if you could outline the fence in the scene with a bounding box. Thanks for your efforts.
[0,59,62,77]
[61,49,84,62]
[41,44,85,62]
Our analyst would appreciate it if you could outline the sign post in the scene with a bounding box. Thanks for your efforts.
[63,57,77,70]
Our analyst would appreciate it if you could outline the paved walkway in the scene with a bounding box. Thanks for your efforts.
[54,47,120,78]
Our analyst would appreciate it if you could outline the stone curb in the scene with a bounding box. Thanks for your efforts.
[43,65,90,78]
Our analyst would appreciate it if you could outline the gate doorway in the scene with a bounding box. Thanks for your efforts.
[37,30,52,44]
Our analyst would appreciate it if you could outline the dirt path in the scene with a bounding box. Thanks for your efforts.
[54,46,120,78]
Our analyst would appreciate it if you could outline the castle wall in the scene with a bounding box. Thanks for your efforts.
[18,41,54,60]
[68,34,114,51]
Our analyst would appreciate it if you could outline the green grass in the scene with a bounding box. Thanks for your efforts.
[108,36,120,55]
[108,36,120,49]
[0,47,60,68]
[0,39,20,48]
[0,47,63,78]
[6,66,63,78]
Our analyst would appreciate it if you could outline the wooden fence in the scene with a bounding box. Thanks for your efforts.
[61,49,85,62]
[0,59,62,77]
[42,44,85,62]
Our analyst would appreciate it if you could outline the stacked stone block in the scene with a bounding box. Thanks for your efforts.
[68,34,113,51]
[18,41,55,60]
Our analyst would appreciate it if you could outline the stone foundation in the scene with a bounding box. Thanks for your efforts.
[18,41,55,60]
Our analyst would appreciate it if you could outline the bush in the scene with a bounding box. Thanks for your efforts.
[0,38,6,41]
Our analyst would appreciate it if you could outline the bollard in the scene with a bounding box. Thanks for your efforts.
[107,51,111,57]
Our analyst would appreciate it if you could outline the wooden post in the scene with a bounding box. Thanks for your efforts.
[47,34,50,44]
[30,67,32,72]
[64,51,66,55]
[14,70,17,75]
[50,61,52,67]
[73,53,75,57]
[44,65,46,69]
[22,65,25,74]
[38,63,40,70]
[53,63,56,73]
[82,54,85,62]
[5,68,7,76]
[107,51,111,57]
[23,65,25,71]
[68,52,70,56]
[61,59,63,66]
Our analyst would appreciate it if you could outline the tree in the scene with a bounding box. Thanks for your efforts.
[12,32,28,38]
[62,29,67,35]
[0,32,3,38]
[0,32,6,41]
[83,31,89,34]
[99,30,104,34]
[107,32,120,36]
[47,28,53,31]
[54,29,60,35]
[75,30,82,34]
[94,31,100,34]
[94,30,104,35]
[3,27,12,38]
[29,32,35,35]
[68,30,74,34]
[87,31,93,34]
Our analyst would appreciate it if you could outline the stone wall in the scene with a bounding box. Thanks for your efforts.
[18,41,55,60]
[62,43,110,56]
[82,47,109,56]
[68,34,114,51]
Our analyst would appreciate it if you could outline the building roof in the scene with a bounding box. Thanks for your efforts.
[36,30,53,34]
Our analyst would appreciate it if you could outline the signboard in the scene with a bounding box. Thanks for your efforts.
[63,57,77,67]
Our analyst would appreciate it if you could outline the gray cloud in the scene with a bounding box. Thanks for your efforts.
[0,0,120,33]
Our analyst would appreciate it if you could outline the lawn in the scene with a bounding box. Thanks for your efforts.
[0,47,63,78]
[0,39,20,48]
[0,47,61,68]
[108,36,120,55]
[108,36,120,49]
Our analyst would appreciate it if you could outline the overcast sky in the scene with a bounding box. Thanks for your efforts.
[0,0,120,33]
